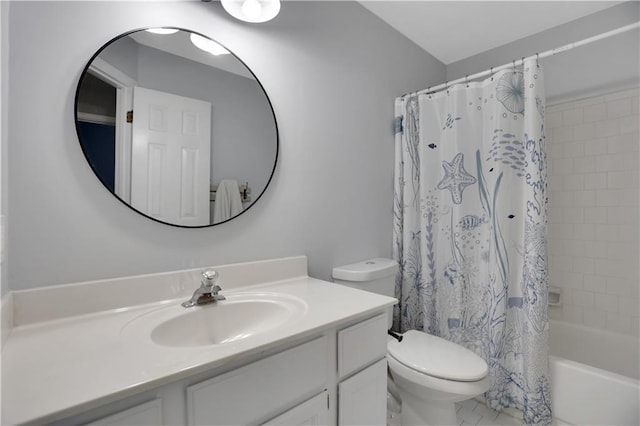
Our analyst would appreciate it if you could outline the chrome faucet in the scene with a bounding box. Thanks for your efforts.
[182,269,226,308]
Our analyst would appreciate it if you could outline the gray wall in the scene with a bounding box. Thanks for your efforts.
[6,1,445,290]
[447,2,640,104]
[1,1,8,297]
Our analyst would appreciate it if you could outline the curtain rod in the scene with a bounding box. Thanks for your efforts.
[402,21,640,98]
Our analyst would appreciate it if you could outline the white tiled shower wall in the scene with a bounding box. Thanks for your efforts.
[546,88,639,336]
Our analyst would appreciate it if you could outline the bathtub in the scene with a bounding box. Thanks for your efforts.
[549,320,639,425]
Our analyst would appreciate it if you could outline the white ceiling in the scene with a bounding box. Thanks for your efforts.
[129,30,254,79]
[358,1,623,64]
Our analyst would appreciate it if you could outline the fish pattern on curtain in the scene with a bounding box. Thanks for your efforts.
[392,60,551,425]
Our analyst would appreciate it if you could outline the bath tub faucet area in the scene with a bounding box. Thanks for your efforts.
[182,269,226,308]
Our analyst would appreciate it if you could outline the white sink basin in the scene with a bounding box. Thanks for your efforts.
[122,293,307,347]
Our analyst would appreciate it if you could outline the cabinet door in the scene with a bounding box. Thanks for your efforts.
[337,314,387,379]
[263,391,330,426]
[85,399,162,425]
[338,358,387,426]
[187,336,329,425]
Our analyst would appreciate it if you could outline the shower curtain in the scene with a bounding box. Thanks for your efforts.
[393,60,551,425]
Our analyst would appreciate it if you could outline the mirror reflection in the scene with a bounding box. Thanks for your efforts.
[75,28,278,227]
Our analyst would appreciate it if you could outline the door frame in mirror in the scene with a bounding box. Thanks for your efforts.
[86,57,137,203]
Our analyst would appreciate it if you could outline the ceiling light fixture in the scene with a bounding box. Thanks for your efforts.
[220,0,281,23]
[189,33,230,56]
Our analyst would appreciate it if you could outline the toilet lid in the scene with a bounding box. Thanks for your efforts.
[387,330,488,382]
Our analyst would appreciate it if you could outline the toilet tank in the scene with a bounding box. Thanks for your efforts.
[332,258,398,298]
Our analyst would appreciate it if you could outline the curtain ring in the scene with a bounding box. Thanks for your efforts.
[490,66,494,81]
[465,74,469,87]
[512,59,516,73]
[536,53,540,68]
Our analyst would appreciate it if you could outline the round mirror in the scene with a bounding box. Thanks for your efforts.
[75,28,278,227]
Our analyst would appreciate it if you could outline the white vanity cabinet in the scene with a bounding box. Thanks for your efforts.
[337,314,388,426]
[4,258,398,425]
[54,313,389,426]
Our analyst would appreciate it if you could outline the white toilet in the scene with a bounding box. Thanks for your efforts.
[333,258,490,426]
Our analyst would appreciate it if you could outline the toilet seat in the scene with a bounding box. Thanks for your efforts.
[387,355,489,401]
[387,330,488,382]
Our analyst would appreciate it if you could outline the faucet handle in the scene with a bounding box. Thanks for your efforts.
[201,269,219,288]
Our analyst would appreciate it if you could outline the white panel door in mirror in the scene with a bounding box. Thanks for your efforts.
[131,86,211,226]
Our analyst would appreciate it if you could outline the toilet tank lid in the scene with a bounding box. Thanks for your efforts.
[332,258,398,282]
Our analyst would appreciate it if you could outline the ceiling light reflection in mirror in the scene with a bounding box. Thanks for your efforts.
[145,28,179,35]
[189,33,230,56]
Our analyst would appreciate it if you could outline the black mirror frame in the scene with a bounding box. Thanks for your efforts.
[74,27,279,228]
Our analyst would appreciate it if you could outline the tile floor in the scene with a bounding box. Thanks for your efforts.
[387,397,526,426]
[455,398,524,426]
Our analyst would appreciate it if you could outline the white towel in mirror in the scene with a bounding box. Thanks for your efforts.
[213,179,243,224]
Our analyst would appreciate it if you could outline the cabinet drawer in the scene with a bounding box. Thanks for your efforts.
[187,336,329,425]
[337,313,387,378]
[338,358,387,426]
[85,399,162,426]
[263,390,329,425]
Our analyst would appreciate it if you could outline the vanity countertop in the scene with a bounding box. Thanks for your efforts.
[1,257,396,425]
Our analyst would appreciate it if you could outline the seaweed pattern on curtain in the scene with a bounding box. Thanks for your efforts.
[394,94,426,331]
[393,64,551,425]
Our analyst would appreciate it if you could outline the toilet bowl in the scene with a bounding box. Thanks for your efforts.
[333,258,490,426]
[387,330,489,425]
